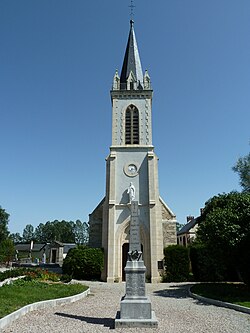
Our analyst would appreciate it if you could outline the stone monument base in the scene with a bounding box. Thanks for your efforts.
[115,263,158,328]
[120,296,152,319]
[115,310,158,328]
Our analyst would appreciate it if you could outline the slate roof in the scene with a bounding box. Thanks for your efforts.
[50,240,64,247]
[15,243,46,252]
[63,243,77,254]
[177,218,198,236]
[120,20,144,87]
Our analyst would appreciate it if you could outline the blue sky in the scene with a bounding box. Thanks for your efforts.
[1,0,249,234]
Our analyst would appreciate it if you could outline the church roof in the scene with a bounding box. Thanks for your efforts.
[120,20,144,86]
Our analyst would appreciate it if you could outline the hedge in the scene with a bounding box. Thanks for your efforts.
[189,244,230,282]
[62,246,104,280]
[0,268,28,281]
[163,245,190,282]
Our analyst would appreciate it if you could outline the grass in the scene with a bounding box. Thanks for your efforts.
[0,279,88,319]
[191,283,250,308]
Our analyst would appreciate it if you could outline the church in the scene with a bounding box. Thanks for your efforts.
[88,20,177,283]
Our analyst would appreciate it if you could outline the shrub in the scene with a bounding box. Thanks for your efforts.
[163,245,190,282]
[0,268,27,281]
[24,269,60,282]
[189,244,228,282]
[0,268,61,283]
[0,239,15,266]
[62,246,104,280]
[60,274,72,283]
[235,234,250,286]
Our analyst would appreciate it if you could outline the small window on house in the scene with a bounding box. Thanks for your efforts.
[125,105,139,144]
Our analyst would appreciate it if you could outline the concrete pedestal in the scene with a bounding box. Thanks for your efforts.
[115,310,158,328]
[115,260,158,328]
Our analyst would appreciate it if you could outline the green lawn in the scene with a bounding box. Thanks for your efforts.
[0,279,88,319]
[191,283,250,308]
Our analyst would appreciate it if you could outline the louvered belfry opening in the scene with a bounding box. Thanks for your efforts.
[125,105,139,144]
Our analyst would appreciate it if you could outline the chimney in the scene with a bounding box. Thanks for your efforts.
[186,216,194,223]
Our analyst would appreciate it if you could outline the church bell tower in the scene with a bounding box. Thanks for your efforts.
[89,20,177,283]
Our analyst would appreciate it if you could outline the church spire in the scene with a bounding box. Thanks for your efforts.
[120,20,144,89]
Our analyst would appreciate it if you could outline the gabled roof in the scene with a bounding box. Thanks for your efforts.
[120,20,143,86]
[160,196,177,220]
[49,240,64,247]
[177,218,198,236]
[89,196,105,216]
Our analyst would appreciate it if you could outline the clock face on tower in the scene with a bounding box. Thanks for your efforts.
[124,163,139,177]
[128,164,137,173]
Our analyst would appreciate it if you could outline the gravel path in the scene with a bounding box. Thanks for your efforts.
[2,281,250,333]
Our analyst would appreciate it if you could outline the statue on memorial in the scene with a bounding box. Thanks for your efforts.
[127,182,135,202]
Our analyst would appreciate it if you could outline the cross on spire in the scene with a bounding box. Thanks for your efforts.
[129,0,136,19]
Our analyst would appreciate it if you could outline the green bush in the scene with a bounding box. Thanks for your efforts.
[189,244,228,282]
[62,246,104,280]
[60,274,72,283]
[0,268,28,281]
[236,234,250,286]
[163,245,190,282]
[0,239,15,265]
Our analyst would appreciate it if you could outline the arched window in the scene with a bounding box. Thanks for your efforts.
[125,105,139,144]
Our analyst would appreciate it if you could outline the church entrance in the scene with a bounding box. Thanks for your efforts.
[122,243,144,281]
[122,243,129,281]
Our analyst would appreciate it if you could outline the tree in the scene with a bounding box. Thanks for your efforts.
[34,220,88,244]
[34,220,76,243]
[22,224,34,243]
[0,206,10,243]
[176,222,185,232]
[232,152,250,193]
[10,232,22,244]
[40,221,56,242]
[34,223,46,242]
[35,221,60,243]
[196,192,250,283]
[57,220,75,243]
[0,239,15,266]
[73,220,89,244]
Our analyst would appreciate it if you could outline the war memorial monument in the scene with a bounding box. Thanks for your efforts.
[115,195,158,327]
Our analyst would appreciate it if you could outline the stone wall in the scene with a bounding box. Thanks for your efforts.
[162,220,177,247]
[88,201,103,248]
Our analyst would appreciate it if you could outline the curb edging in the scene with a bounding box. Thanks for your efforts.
[0,276,25,287]
[0,287,90,330]
[188,286,250,315]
